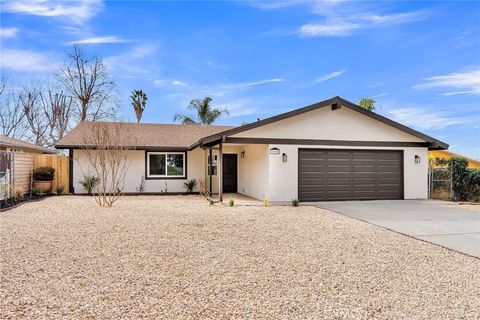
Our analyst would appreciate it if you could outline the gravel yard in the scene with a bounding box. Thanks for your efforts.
[1,196,479,319]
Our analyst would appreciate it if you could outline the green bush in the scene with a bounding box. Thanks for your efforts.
[228,197,235,207]
[80,175,99,195]
[292,198,299,207]
[33,167,55,181]
[55,185,65,195]
[208,198,214,205]
[444,157,480,202]
[32,186,44,196]
[183,179,197,193]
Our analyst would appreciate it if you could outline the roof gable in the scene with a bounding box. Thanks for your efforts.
[200,96,448,149]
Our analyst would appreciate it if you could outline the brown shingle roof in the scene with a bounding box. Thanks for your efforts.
[55,121,236,150]
[0,135,57,154]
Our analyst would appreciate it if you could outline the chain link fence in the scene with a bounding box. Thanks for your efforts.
[428,165,453,200]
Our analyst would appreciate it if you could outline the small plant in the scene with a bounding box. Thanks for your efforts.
[33,167,55,181]
[263,198,269,207]
[292,198,299,207]
[228,197,235,207]
[136,175,146,193]
[80,175,99,195]
[32,186,44,196]
[183,179,197,193]
[14,186,25,199]
[55,185,65,195]
[198,178,206,196]
[208,198,214,205]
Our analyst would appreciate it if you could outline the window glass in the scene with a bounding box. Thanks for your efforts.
[167,154,184,176]
[208,155,218,176]
[149,154,166,176]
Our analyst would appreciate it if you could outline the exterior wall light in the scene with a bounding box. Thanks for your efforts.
[415,155,420,163]
[282,153,288,162]
[269,147,280,155]
[240,151,245,158]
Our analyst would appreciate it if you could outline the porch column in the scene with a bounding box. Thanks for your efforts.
[218,142,223,202]
[209,148,213,196]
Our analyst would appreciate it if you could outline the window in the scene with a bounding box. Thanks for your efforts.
[147,152,185,178]
[208,154,217,176]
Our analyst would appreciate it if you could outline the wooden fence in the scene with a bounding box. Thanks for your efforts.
[14,153,36,195]
[35,155,69,193]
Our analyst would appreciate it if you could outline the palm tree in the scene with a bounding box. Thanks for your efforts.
[131,89,148,123]
[173,97,229,125]
[358,98,376,111]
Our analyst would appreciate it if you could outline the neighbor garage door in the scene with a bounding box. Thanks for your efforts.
[298,149,403,201]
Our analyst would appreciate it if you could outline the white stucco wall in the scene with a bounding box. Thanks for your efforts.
[72,148,205,194]
[238,144,269,200]
[232,106,425,142]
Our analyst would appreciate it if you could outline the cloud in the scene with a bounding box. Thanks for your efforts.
[299,22,359,37]
[2,0,103,22]
[313,70,346,84]
[66,36,126,45]
[363,11,427,25]
[172,80,189,87]
[0,28,19,38]
[413,68,480,96]
[104,44,157,76]
[0,49,59,72]
[222,78,285,89]
[387,108,476,130]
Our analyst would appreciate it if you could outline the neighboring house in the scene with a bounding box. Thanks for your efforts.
[429,150,480,169]
[1,135,57,194]
[0,135,57,154]
[56,96,448,203]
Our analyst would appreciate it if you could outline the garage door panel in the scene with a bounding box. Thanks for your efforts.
[299,149,403,201]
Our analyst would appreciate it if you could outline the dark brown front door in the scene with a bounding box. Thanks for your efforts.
[223,154,237,193]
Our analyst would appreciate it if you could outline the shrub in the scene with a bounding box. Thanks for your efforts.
[55,185,65,195]
[33,167,55,181]
[263,198,269,207]
[14,186,25,199]
[32,186,44,196]
[292,198,299,207]
[448,157,480,201]
[228,197,235,207]
[208,198,214,205]
[183,179,197,193]
[198,178,206,196]
[80,175,99,195]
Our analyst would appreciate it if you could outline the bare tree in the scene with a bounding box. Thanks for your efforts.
[0,78,28,139]
[58,45,117,122]
[43,90,74,145]
[80,123,134,207]
[20,86,47,146]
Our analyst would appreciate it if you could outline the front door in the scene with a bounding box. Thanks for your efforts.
[222,154,237,193]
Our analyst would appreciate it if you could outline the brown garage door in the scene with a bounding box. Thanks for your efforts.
[298,149,403,201]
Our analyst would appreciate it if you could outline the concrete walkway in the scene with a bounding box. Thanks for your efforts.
[313,200,480,257]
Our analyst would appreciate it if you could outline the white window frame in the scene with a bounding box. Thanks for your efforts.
[146,151,186,178]
[208,154,218,176]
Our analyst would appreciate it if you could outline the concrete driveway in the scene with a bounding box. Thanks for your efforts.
[313,200,480,257]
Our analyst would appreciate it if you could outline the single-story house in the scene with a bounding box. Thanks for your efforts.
[1,135,57,195]
[1,135,57,154]
[56,96,448,203]
[429,150,480,168]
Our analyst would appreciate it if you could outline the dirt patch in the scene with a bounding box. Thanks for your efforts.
[1,196,479,319]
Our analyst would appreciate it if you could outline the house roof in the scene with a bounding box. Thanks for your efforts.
[55,121,235,150]
[0,135,57,154]
[199,96,449,150]
[56,97,449,151]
